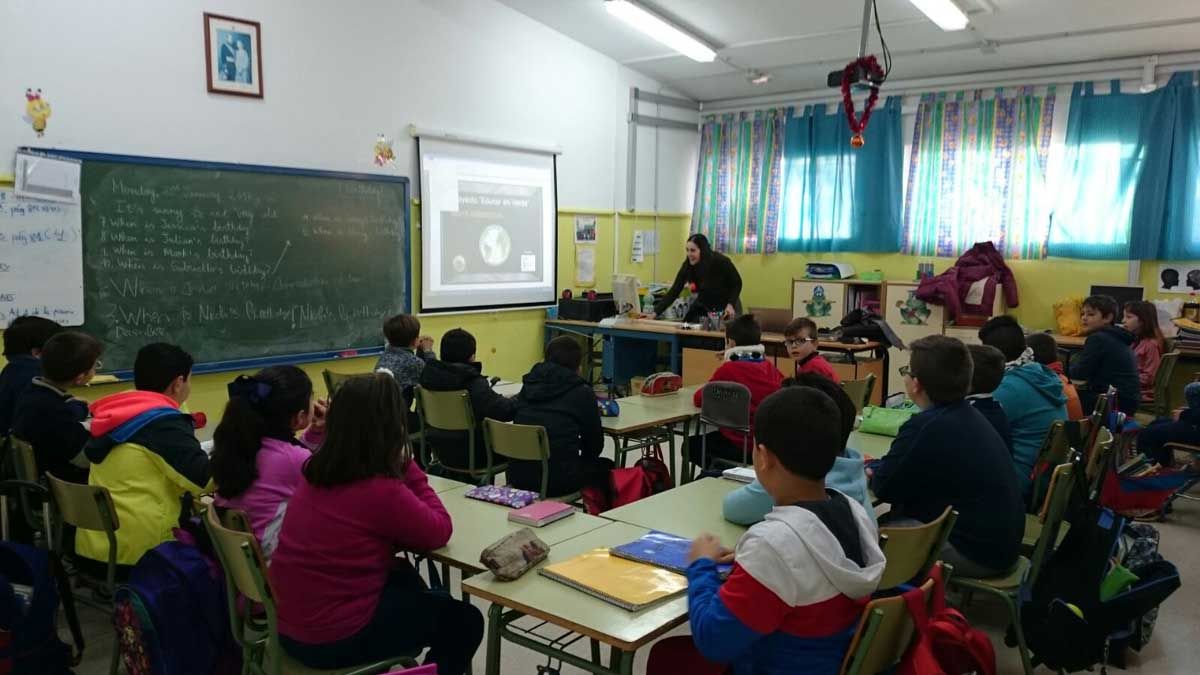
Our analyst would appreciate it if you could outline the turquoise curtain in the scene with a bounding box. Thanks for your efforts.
[1047,80,1175,259]
[1154,72,1200,259]
[691,109,786,254]
[777,97,903,253]
[902,88,1057,259]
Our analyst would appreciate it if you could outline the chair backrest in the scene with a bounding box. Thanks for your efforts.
[876,507,957,589]
[699,381,751,430]
[415,386,475,432]
[322,369,357,397]
[1028,463,1076,586]
[45,472,119,533]
[1028,421,1071,510]
[483,418,550,463]
[1149,351,1180,416]
[8,436,39,483]
[203,504,272,606]
[841,374,876,414]
[841,564,940,675]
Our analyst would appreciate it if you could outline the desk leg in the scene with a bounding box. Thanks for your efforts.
[591,639,602,665]
[609,647,634,675]
[485,604,503,675]
[666,422,677,487]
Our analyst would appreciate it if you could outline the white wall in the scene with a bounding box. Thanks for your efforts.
[0,0,695,212]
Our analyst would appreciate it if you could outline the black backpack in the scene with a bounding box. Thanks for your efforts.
[0,541,83,674]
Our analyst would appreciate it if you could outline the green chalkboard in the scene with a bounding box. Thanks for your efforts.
[58,151,409,373]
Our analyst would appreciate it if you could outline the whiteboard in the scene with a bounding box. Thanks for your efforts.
[0,188,84,327]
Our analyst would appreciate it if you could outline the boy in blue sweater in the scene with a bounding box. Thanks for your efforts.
[0,316,62,433]
[871,335,1023,578]
[978,316,1067,497]
[723,373,874,525]
[652,387,884,675]
[1072,295,1141,415]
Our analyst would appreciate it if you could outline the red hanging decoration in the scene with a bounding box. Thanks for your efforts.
[840,55,885,148]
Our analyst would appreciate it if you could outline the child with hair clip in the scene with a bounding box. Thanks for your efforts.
[211,365,325,558]
[271,373,482,674]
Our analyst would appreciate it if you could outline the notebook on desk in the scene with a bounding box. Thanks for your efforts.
[538,549,687,612]
[610,530,733,578]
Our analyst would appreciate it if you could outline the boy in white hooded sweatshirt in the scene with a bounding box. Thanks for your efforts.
[649,386,884,675]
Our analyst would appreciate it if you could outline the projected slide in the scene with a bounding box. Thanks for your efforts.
[419,135,557,312]
[440,181,543,286]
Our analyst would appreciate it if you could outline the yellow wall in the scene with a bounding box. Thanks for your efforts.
[557,210,691,294]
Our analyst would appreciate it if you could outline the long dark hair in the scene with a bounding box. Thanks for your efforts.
[686,233,716,280]
[303,372,411,488]
[211,366,313,498]
[1124,301,1165,351]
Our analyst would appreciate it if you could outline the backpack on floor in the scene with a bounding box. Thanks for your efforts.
[0,542,82,675]
[582,446,672,514]
[1106,522,1165,662]
[897,563,996,675]
[113,539,238,675]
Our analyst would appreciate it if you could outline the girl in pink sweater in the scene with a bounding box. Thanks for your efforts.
[270,373,481,674]
[1123,301,1165,405]
[210,366,324,559]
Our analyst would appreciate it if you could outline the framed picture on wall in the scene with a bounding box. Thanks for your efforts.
[204,13,263,98]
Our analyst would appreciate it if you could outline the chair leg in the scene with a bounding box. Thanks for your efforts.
[1004,593,1035,675]
[109,635,122,675]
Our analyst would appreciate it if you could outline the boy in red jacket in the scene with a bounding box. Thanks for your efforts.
[690,314,783,470]
[784,317,840,383]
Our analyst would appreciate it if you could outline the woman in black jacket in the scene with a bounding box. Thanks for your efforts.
[647,233,743,322]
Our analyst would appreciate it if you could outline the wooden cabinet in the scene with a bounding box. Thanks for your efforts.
[682,347,723,386]
[777,356,885,405]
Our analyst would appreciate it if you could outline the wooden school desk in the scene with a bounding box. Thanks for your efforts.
[463,521,689,675]
[545,318,884,399]
[427,484,609,578]
[849,429,894,459]
[425,474,471,494]
[601,477,747,547]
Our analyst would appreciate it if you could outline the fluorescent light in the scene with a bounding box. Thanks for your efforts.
[604,0,716,62]
[909,0,969,31]
[748,71,771,85]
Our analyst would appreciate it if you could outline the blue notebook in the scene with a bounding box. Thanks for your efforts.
[609,530,734,578]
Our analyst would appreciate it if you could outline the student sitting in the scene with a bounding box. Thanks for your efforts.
[11,331,102,485]
[80,343,210,572]
[965,344,1014,454]
[654,387,884,675]
[1138,381,1200,468]
[723,373,874,525]
[511,337,613,497]
[871,335,1024,578]
[1072,295,1141,415]
[1026,332,1084,420]
[1124,301,1165,405]
[375,313,435,388]
[418,328,516,474]
[0,316,62,433]
[211,366,325,558]
[783,317,839,383]
[271,373,482,674]
[690,315,783,469]
[978,316,1067,497]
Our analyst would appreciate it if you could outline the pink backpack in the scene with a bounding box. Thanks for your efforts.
[898,564,996,675]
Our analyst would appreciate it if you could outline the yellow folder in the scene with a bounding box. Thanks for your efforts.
[538,548,688,611]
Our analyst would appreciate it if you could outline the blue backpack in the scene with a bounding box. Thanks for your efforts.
[113,540,238,675]
[0,542,82,674]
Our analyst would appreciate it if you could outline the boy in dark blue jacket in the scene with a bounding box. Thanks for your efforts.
[11,331,104,484]
[1072,295,1140,415]
[0,316,62,433]
[871,335,1024,578]
[966,344,1013,453]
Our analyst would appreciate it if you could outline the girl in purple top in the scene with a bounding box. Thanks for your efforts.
[210,365,326,558]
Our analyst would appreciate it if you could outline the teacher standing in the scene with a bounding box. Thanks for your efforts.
[646,233,742,322]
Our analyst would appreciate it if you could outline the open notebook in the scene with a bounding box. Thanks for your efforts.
[538,549,688,611]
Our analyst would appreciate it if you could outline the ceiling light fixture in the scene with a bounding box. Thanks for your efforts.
[748,71,771,85]
[604,0,717,63]
[908,0,969,31]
